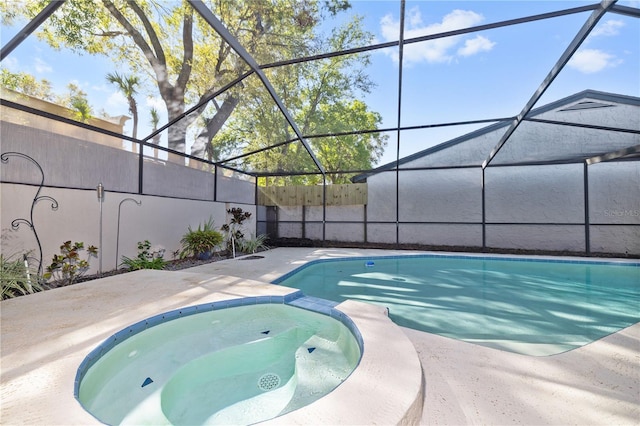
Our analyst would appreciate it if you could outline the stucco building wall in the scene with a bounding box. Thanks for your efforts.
[1,183,255,275]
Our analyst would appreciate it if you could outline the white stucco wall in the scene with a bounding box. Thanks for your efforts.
[588,161,640,224]
[588,161,640,254]
[366,224,397,244]
[1,183,255,275]
[276,206,304,238]
[406,128,501,168]
[486,225,586,252]
[307,205,365,242]
[398,168,482,222]
[485,164,585,223]
[364,168,483,245]
[399,224,482,246]
[366,171,398,222]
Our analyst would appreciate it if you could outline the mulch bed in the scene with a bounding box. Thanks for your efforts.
[44,239,638,290]
[46,252,237,289]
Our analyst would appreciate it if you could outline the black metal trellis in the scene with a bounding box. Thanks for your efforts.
[1,152,59,275]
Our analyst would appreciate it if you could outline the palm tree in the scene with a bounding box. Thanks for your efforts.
[106,72,140,140]
[149,107,161,158]
[63,83,92,122]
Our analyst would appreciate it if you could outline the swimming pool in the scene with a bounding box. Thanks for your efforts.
[75,299,362,425]
[274,254,640,356]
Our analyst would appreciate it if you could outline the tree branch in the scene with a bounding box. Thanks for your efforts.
[176,7,193,92]
[102,0,178,99]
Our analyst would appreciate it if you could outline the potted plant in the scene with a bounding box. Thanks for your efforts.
[179,218,223,260]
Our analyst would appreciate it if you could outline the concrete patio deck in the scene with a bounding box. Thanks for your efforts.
[1,247,638,425]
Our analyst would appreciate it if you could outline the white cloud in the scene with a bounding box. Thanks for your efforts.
[106,91,128,110]
[568,49,623,74]
[1,56,19,71]
[591,19,624,37]
[457,35,495,57]
[380,8,495,65]
[146,96,164,110]
[33,57,52,74]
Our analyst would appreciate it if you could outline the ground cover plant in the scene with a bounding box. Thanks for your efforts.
[0,252,43,300]
[120,240,166,271]
[43,241,98,286]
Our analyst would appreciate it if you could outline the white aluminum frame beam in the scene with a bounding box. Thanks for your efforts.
[586,144,640,165]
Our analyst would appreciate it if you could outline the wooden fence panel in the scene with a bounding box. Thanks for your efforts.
[258,183,367,206]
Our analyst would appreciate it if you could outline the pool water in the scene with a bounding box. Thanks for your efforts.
[275,255,640,356]
[77,303,361,425]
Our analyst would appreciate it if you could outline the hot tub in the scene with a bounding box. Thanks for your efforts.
[75,297,362,425]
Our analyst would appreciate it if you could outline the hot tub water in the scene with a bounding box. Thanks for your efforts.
[76,302,361,425]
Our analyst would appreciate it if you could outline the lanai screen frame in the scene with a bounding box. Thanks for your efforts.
[1,0,639,252]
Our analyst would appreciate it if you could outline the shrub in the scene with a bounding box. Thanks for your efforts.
[43,241,98,286]
[120,240,166,270]
[238,233,269,254]
[180,218,223,259]
[221,207,252,253]
[1,253,43,300]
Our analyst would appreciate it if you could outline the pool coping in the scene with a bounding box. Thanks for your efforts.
[2,247,638,425]
[0,268,424,425]
[273,252,640,283]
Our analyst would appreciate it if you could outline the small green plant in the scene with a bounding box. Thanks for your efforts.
[1,253,43,300]
[120,240,166,270]
[180,217,223,259]
[43,241,98,286]
[238,233,269,254]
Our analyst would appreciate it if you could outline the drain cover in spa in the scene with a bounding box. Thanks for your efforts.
[258,373,281,391]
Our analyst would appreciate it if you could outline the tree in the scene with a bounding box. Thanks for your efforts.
[3,0,387,176]
[1,68,54,100]
[1,69,95,122]
[211,17,388,184]
[149,107,160,142]
[8,0,344,152]
[106,71,140,138]
[56,83,93,123]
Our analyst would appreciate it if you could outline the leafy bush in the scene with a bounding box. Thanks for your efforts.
[221,207,253,253]
[43,241,98,286]
[120,240,166,270]
[1,253,43,300]
[238,233,269,254]
[180,218,223,259]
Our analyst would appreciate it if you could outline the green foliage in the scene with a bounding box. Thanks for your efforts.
[209,16,387,183]
[43,241,98,286]
[106,71,140,138]
[0,68,54,100]
[1,253,43,300]
[221,208,253,252]
[221,207,252,239]
[180,218,224,258]
[3,0,386,167]
[237,233,270,254]
[120,240,166,271]
[62,83,93,122]
[0,69,95,122]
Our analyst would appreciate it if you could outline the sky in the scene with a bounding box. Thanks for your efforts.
[1,0,638,168]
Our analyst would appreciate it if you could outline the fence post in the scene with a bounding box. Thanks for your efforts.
[584,162,590,255]
[138,141,144,194]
